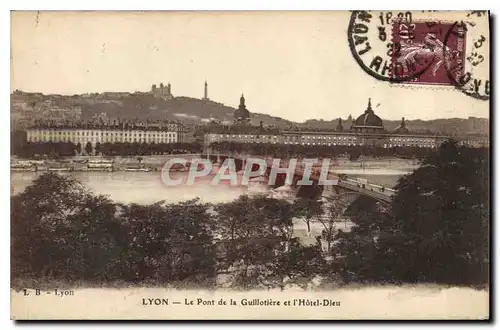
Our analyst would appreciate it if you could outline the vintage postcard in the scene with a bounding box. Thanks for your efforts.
[10,10,490,320]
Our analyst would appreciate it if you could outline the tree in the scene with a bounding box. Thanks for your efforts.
[318,193,360,253]
[334,141,490,286]
[116,198,216,286]
[11,130,27,155]
[56,194,122,282]
[293,197,323,237]
[11,173,120,282]
[214,195,296,290]
[85,142,93,156]
[95,142,101,155]
[349,149,361,161]
[332,207,393,283]
[387,141,489,285]
[11,174,218,288]
[266,239,325,291]
[75,142,82,155]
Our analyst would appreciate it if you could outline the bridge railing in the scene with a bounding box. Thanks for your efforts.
[337,180,393,202]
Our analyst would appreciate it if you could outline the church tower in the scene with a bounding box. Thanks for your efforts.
[394,117,410,134]
[203,80,209,100]
[234,93,251,124]
[239,94,246,109]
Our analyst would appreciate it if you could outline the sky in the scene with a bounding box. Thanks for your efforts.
[10,11,490,122]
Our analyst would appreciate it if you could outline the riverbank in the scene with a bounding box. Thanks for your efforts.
[10,154,203,173]
[11,154,419,173]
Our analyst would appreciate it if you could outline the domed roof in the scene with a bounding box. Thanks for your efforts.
[234,108,250,119]
[394,117,410,134]
[353,98,383,128]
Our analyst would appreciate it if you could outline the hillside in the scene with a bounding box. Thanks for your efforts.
[11,90,294,128]
[10,90,489,135]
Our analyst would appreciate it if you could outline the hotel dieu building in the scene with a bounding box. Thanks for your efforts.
[204,98,489,149]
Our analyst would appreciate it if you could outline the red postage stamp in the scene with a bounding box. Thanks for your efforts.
[391,21,466,85]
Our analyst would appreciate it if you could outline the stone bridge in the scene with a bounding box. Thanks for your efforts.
[202,151,395,205]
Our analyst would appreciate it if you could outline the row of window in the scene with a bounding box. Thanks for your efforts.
[387,144,436,148]
[30,132,176,138]
[283,142,358,146]
[205,133,444,149]
[29,131,176,137]
[301,136,356,141]
[29,137,177,143]
[389,137,435,143]
[212,134,279,139]
[278,141,438,148]
[211,134,358,140]
[208,134,358,142]
[460,140,489,146]
[207,133,474,145]
[210,134,441,143]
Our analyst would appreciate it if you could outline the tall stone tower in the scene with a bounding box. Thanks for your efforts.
[234,93,251,124]
[203,80,209,100]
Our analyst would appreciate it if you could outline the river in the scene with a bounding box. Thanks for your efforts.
[10,158,419,204]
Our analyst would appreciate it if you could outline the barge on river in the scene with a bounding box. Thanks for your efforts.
[86,158,114,172]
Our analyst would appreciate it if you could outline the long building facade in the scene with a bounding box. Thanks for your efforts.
[204,130,465,148]
[26,122,181,146]
[204,98,489,149]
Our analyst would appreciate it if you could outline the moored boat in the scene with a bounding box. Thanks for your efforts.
[124,166,152,172]
[48,166,75,172]
[87,158,114,172]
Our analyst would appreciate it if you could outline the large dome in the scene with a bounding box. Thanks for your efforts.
[355,110,383,127]
[353,98,383,128]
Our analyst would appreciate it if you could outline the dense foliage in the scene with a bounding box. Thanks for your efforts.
[11,174,323,289]
[334,141,490,286]
[11,141,489,288]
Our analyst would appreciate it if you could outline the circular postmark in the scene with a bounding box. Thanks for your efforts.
[348,10,490,99]
[347,10,436,83]
[443,14,490,100]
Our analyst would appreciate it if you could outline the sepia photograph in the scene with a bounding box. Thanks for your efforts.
[9,10,490,320]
